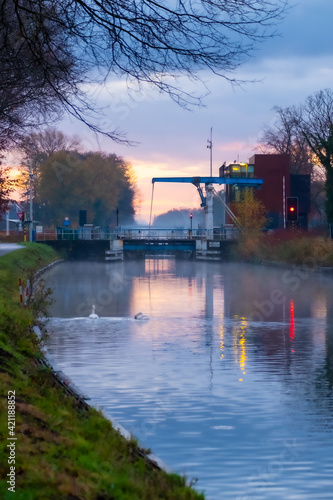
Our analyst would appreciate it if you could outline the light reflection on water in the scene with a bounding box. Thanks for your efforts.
[45,259,333,499]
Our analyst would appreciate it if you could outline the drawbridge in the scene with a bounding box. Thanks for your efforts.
[150,175,264,236]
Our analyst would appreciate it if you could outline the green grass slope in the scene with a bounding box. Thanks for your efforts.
[0,244,205,500]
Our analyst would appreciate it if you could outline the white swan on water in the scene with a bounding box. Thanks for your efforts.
[89,305,99,319]
[134,312,149,320]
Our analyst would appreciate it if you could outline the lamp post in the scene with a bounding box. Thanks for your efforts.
[116,207,119,226]
[189,212,193,239]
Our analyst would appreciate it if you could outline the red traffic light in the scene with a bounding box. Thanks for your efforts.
[286,197,298,222]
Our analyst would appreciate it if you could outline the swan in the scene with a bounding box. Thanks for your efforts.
[134,312,149,320]
[89,305,99,319]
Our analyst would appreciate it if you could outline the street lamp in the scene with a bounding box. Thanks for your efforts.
[190,213,193,230]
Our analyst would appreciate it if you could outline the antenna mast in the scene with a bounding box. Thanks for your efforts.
[207,127,213,177]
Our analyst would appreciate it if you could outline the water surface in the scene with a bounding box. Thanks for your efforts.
[45,259,333,499]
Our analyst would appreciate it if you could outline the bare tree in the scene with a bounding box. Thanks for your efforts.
[299,89,333,224]
[0,1,84,148]
[0,0,287,147]
[19,128,81,165]
[259,89,333,225]
[259,106,314,175]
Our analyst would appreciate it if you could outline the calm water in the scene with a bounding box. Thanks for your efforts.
[44,259,333,499]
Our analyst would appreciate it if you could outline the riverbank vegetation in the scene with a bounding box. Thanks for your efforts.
[0,244,204,500]
[230,190,268,233]
[234,230,333,267]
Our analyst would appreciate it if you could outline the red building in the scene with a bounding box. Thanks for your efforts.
[223,154,310,229]
[249,153,291,228]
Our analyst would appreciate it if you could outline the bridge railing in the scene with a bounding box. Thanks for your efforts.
[118,227,239,240]
[35,228,118,241]
[35,226,240,241]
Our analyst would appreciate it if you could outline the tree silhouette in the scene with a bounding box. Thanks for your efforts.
[0,0,287,145]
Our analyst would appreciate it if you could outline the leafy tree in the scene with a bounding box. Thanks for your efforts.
[36,151,136,227]
[0,167,16,216]
[16,128,81,205]
[230,189,267,233]
[0,0,287,146]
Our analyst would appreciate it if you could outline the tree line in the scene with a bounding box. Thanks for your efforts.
[17,129,136,228]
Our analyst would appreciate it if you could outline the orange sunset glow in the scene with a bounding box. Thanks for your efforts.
[127,139,254,223]
[129,158,208,223]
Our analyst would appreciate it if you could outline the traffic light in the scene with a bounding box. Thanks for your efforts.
[286,197,298,222]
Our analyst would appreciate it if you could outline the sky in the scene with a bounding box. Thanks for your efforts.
[59,0,333,224]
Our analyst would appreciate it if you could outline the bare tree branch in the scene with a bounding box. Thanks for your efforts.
[0,0,287,147]
[259,89,333,224]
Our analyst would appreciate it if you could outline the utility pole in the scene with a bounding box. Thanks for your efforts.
[206,128,213,237]
[29,159,33,242]
[207,127,213,177]
[283,176,286,229]
[6,209,9,236]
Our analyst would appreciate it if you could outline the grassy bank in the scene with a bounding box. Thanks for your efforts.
[234,230,333,267]
[0,244,204,500]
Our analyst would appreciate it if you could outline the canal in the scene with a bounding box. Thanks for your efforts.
[44,259,333,499]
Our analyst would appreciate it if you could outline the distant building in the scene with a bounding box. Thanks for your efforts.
[222,153,311,229]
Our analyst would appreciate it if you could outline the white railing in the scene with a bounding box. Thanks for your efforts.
[35,228,117,241]
[118,227,239,240]
[35,226,240,241]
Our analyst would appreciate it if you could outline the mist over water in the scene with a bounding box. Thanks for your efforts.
[45,259,333,499]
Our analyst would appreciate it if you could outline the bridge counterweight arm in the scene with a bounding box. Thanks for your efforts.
[151,176,264,215]
[195,185,206,207]
[151,175,264,236]
[152,176,264,187]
